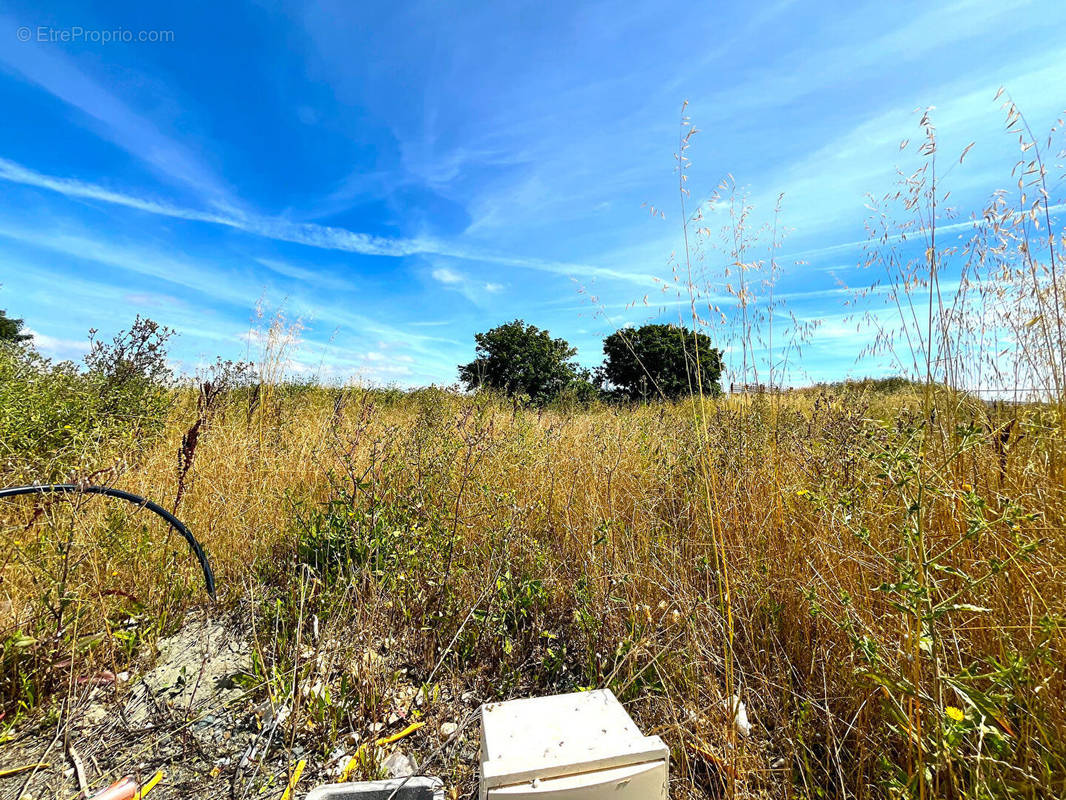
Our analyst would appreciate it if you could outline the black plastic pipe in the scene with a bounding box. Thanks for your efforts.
[0,484,216,600]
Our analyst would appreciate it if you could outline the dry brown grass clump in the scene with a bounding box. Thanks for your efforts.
[2,382,1063,798]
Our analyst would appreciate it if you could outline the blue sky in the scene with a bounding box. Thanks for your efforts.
[0,0,1064,386]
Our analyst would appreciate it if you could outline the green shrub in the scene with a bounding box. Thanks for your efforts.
[0,318,174,482]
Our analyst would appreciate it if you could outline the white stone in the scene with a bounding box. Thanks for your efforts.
[383,750,415,778]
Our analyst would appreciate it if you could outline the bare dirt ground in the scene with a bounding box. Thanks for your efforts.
[2,612,478,800]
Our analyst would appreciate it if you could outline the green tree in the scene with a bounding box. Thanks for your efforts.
[600,323,723,400]
[459,320,582,404]
[0,308,32,343]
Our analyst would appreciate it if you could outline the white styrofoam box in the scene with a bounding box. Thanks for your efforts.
[479,690,668,800]
[306,777,444,800]
[486,761,666,799]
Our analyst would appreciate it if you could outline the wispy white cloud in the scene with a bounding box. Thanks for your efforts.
[0,218,468,378]
[428,264,513,306]
[23,327,88,360]
[260,334,426,386]
[0,157,234,223]
[0,220,256,308]
[783,203,1066,265]
[744,47,1066,244]
[0,27,233,204]
[0,155,662,285]
[0,251,242,346]
[431,267,464,284]
[255,257,356,292]
[121,291,185,308]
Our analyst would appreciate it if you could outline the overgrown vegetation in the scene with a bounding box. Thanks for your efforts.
[1,98,1064,799]
[0,317,174,482]
[2,377,1063,798]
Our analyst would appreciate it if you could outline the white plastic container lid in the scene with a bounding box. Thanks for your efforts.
[480,689,668,791]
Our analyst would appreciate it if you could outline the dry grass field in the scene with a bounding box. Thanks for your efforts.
[1,382,1064,799]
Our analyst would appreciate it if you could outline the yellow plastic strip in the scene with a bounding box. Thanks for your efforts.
[377,721,425,748]
[337,721,426,783]
[337,747,365,784]
[0,763,51,779]
[133,770,164,799]
[280,759,306,800]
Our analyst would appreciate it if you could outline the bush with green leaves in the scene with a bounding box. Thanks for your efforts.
[84,316,175,438]
[0,344,95,480]
[0,317,175,481]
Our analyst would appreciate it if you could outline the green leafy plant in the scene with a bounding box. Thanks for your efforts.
[810,418,1047,798]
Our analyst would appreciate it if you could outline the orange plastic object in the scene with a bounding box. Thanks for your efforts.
[88,776,137,800]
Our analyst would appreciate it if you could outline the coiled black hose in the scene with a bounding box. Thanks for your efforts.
[0,484,216,600]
